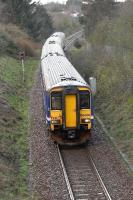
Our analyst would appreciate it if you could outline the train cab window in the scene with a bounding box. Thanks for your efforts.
[80,91,90,109]
[51,92,62,110]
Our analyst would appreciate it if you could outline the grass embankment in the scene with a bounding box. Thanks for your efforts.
[68,46,133,171]
[94,54,133,167]
[68,2,133,170]
[0,56,38,199]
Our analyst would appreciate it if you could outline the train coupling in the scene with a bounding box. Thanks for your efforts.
[67,130,76,139]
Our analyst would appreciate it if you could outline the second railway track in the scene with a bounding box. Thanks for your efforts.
[58,145,112,200]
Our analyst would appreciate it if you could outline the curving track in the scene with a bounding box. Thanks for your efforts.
[58,145,112,200]
[64,30,83,51]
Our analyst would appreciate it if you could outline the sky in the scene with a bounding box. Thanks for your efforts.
[33,0,126,5]
[33,0,67,4]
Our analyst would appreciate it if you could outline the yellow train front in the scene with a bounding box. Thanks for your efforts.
[41,32,95,145]
[48,83,93,145]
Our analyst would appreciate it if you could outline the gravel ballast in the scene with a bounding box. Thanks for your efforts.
[29,71,70,200]
[89,123,133,200]
[29,70,133,200]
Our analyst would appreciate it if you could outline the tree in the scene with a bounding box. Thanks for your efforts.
[82,0,116,35]
[0,0,53,41]
[29,4,53,41]
[66,0,82,12]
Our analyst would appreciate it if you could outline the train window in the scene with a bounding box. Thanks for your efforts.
[80,91,90,109]
[51,92,62,110]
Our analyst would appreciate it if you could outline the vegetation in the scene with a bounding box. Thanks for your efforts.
[0,56,38,199]
[66,0,82,12]
[45,2,66,12]
[69,1,133,167]
[53,13,81,36]
[0,0,43,198]
[45,0,82,36]
[0,23,38,57]
[81,0,116,35]
[0,0,53,41]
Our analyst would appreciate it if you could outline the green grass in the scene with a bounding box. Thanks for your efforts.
[0,55,38,199]
[69,43,133,171]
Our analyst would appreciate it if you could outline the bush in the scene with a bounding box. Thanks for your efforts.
[17,38,36,57]
[0,31,19,55]
[74,40,82,49]
[0,32,8,53]
[0,23,37,57]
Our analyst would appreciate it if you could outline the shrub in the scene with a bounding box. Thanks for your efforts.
[0,32,8,53]
[0,31,19,55]
[0,23,37,57]
[17,38,36,57]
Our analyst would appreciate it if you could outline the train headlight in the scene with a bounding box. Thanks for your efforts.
[51,120,60,124]
[81,118,90,123]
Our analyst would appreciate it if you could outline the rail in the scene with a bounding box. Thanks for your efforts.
[64,30,83,51]
[89,152,112,200]
[57,145,112,200]
[57,145,74,200]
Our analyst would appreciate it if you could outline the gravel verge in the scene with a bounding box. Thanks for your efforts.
[89,121,133,200]
[28,70,70,200]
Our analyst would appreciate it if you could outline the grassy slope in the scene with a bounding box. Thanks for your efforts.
[68,44,133,170]
[94,53,133,167]
[0,56,38,199]
[68,2,133,170]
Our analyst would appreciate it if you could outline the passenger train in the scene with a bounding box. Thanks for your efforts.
[41,32,96,145]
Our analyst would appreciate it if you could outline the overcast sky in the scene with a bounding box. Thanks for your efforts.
[33,0,125,5]
[33,0,67,4]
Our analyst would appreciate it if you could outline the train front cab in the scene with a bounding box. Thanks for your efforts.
[50,86,93,144]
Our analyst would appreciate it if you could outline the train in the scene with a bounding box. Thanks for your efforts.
[41,32,96,145]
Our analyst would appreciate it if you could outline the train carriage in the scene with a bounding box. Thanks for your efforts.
[41,32,95,145]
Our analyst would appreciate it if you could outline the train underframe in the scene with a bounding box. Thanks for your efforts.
[51,128,92,145]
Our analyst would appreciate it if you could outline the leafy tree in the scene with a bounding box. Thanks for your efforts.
[82,0,116,35]
[66,0,82,7]
[29,4,53,41]
[0,1,8,23]
[0,0,53,41]
[1,0,32,24]
[66,0,82,12]
[45,2,65,12]
[53,13,80,36]
[110,1,133,49]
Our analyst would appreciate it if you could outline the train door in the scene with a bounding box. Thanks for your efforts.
[65,94,77,128]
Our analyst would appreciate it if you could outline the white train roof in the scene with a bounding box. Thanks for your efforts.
[41,32,89,91]
[41,32,65,59]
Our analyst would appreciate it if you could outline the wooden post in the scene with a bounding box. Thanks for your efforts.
[19,52,25,82]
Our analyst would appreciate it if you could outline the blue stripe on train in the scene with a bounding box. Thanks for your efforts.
[43,91,50,126]
[46,94,50,126]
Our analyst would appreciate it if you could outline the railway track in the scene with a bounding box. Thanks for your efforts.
[64,30,83,51]
[57,145,112,200]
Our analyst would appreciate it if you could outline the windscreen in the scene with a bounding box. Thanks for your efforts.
[80,91,90,109]
[51,92,62,110]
